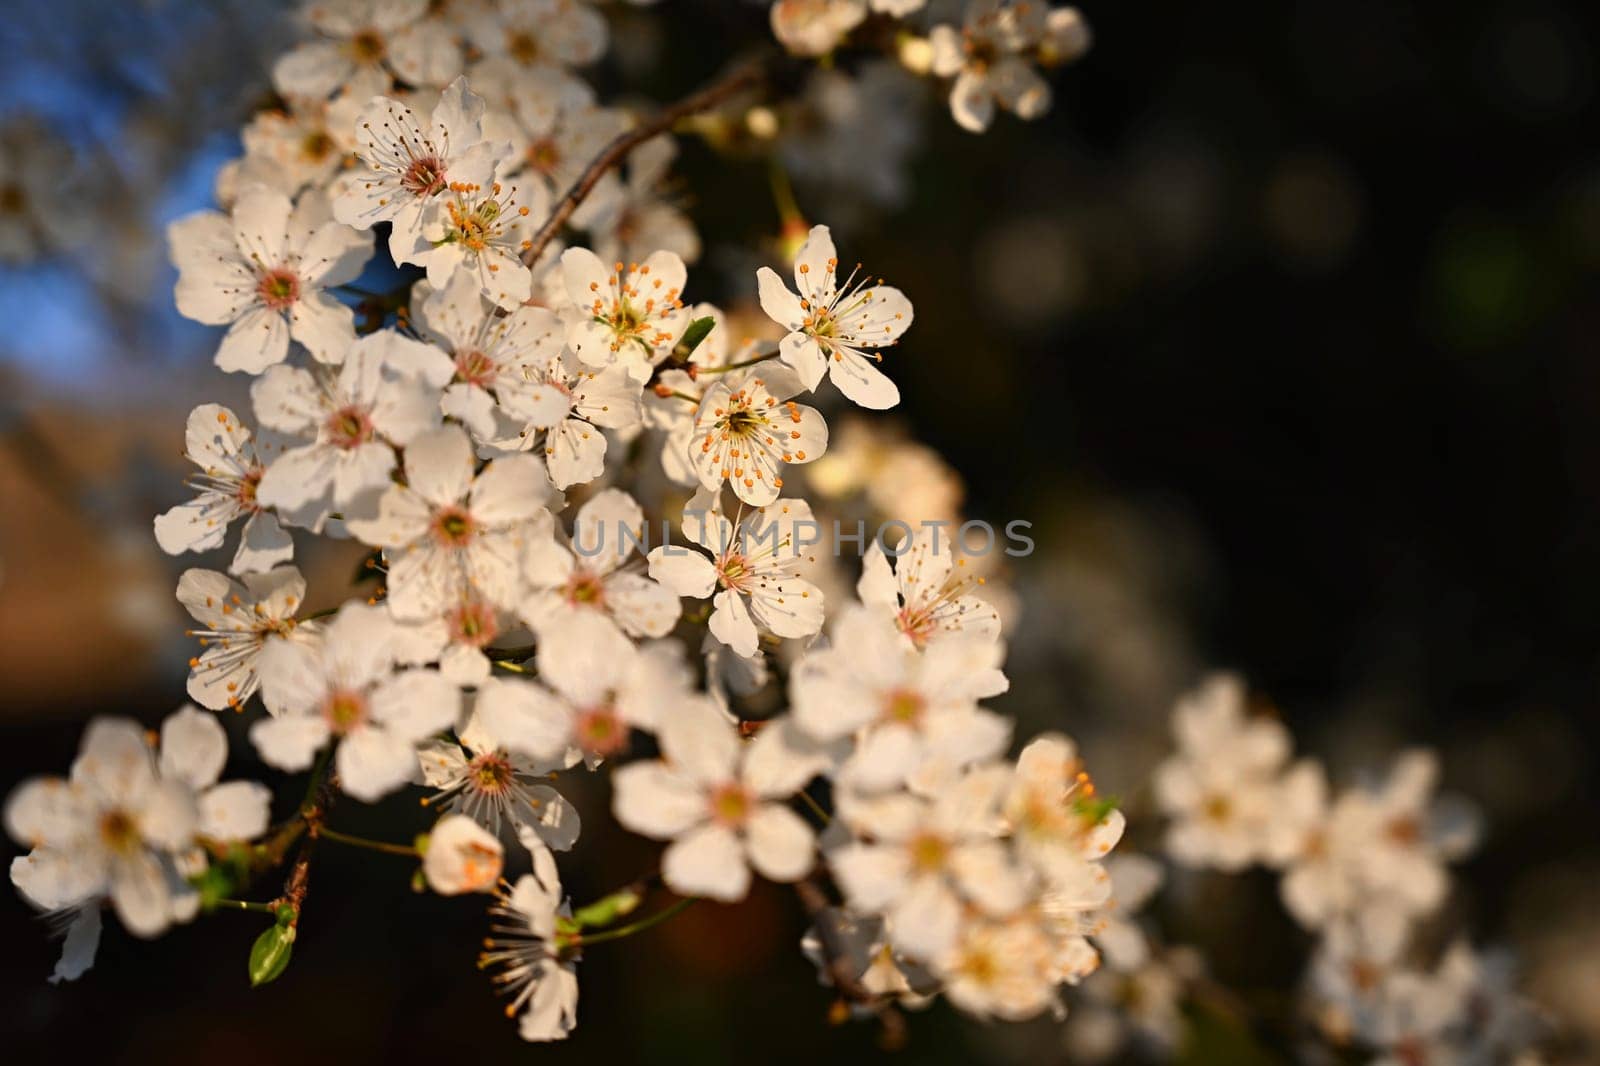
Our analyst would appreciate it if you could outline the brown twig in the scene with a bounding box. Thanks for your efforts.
[520,58,768,269]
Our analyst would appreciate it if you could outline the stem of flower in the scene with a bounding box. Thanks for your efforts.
[572,896,696,946]
[316,828,421,858]
[212,898,279,915]
[694,350,779,376]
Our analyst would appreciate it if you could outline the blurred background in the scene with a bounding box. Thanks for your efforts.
[2,0,1598,1061]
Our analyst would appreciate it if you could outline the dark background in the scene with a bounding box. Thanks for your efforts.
[1,0,1597,1061]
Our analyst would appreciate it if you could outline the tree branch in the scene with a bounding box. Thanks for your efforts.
[520,58,768,268]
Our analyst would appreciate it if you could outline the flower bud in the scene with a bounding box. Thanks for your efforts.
[421,814,503,896]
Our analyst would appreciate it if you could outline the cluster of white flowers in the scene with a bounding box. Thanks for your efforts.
[767,0,1091,134]
[2,0,1134,1047]
[5,2,1560,1059]
[1135,674,1547,1064]
[6,706,271,981]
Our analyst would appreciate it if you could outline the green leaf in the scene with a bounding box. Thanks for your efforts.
[248,922,296,988]
[672,316,717,361]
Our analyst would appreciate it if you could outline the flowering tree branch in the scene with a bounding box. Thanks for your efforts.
[520,58,768,268]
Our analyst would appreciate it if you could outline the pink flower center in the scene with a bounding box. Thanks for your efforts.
[468,752,515,794]
[575,707,628,758]
[325,405,374,450]
[708,783,753,828]
[448,600,498,647]
[432,506,476,547]
[257,268,301,311]
[401,155,447,198]
[323,688,368,735]
[455,347,496,387]
[563,571,605,608]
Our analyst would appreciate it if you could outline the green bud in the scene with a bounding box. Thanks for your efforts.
[673,316,717,361]
[570,887,643,929]
[248,923,295,988]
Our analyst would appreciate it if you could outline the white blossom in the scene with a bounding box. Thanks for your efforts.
[647,492,825,659]
[169,186,369,373]
[1151,673,1291,871]
[757,223,912,408]
[481,842,580,1041]
[154,404,295,574]
[423,813,505,895]
[613,700,819,901]
[251,601,460,801]
[178,566,313,711]
[333,77,508,266]
[251,331,454,527]
[418,709,581,851]
[790,604,1009,792]
[688,366,829,507]
[517,489,679,676]
[346,424,556,620]
[273,0,462,100]
[560,247,688,373]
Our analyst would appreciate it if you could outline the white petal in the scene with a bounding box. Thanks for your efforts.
[158,705,228,791]
[662,824,749,902]
[337,725,421,802]
[249,715,330,772]
[199,781,273,841]
[611,762,705,839]
[745,804,814,883]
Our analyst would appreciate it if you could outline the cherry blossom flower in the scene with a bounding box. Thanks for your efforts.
[1151,673,1290,871]
[641,303,764,488]
[517,489,679,676]
[560,247,688,373]
[465,0,608,102]
[388,589,514,686]
[770,0,867,57]
[236,92,363,198]
[423,814,504,895]
[647,492,825,658]
[789,604,1009,792]
[830,763,1028,960]
[169,186,370,373]
[1003,733,1123,890]
[471,638,692,769]
[154,404,295,575]
[417,709,581,851]
[480,843,579,1042]
[273,0,462,100]
[251,331,454,527]
[857,526,1001,649]
[929,0,1058,133]
[251,602,460,801]
[757,223,913,409]
[474,343,643,490]
[1341,750,1481,924]
[413,171,546,310]
[333,77,507,266]
[7,720,197,939]
[6,707,269,979]
[178,566,313,711]
[612,700,819,901]
[938,914,1060,1021]
[346,424,556,621]
[413,266,571,441]
[688,367,829,507]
